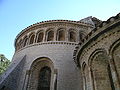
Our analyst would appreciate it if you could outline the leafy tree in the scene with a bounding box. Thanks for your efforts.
[0,54,11,75]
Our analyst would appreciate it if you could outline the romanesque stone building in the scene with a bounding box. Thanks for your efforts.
[0,13,120,90]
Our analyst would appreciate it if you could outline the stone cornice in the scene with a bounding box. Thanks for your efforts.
[15,41,78,53]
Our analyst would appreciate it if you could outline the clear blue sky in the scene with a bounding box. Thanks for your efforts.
[0,0,120,60]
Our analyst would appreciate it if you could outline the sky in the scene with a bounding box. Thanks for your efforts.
[0,0,120,60]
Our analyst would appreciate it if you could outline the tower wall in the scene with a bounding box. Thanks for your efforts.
[13,43,82,90]
[74,14,120,90]
[0,20,93,90]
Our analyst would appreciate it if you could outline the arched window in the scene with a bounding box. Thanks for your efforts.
[37,31,44,43]
[27,58,54,90]
[19,39,23,48]
[37,66,51,90]
[29,34,35,44]
[112,44,120,81]
[79,32,86,42]
[90,53,113,90]
[47,30,54,41]
[110,39,120,87]
[69,31,76,42]
[17,39,22,50]
[16,43,19,50]
[16,42,20,50]
[58,29,65,41]
[23,36,28,47]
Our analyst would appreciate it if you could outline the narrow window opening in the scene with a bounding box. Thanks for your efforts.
[58,30,65,41]
[19,39,23,48]
[47,30,54,41]
[69,31,76,42]
[29,34,35,44]
[79,32,85,42]
[37,32,44,43]
[23,37,28,47]
[37,67,51,90]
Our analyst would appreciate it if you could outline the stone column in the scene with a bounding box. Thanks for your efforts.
[24,70,31,90]
[51,69,58,90]
[34,31,37,43]
[82,72,86,90]
[54,28,57,41]
[89,67,95,90]
[66,28,69,41]
[43,29,46,42]
[109,56,120,90]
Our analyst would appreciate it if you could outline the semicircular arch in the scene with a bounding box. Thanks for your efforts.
[27,57,54,90]
[88,48,108,66]
[109,38,120,84]
[109,38,120,55]
[88,48,114,90]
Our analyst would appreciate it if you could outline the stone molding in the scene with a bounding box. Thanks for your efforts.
[16,41,78,53]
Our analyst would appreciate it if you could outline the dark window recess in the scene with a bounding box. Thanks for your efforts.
[37,67,51,90]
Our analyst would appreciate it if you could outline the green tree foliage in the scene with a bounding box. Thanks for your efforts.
[0,54,11,75]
